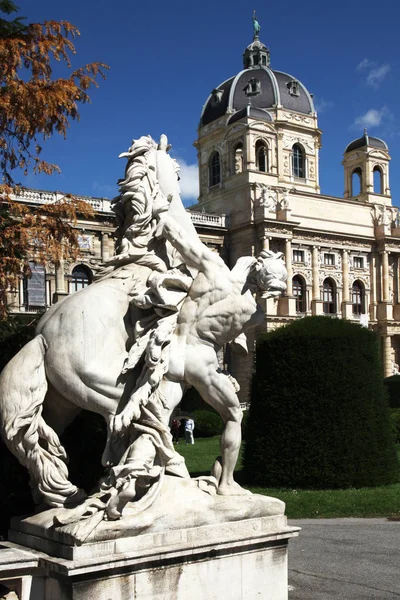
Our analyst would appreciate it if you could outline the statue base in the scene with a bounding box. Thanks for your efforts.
[2,477,300,599]
[3,517,299,600]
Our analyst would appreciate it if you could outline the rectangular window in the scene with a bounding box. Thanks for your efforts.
[23,262,46,308]
[353,256,364,269]
[293,250,304,263]
[324,253,335,266]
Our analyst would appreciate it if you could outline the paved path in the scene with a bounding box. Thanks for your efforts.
[288,518,400,599]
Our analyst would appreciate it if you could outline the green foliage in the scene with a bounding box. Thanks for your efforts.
[181,387,214,413]
[192,410,223,438]
[390,410,400,444]
[0,1,25,38]
[0,315,39,372]
[243,316,399,489]
[0,316,41,538]
[384,375,400,408]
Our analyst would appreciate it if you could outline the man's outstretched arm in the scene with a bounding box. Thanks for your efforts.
[156,214,225,272]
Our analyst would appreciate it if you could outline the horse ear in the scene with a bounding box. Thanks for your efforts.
[158,134,169,152]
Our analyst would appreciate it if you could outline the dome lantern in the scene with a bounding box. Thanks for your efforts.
[243,13,270,69]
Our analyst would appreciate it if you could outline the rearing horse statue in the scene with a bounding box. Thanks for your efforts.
[0,135,287,525]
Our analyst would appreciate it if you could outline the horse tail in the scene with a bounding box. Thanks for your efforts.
[0,334,84,507]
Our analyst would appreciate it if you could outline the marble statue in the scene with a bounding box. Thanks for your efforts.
[0,135,287,532]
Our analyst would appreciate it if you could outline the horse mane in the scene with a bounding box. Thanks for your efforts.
[95,135,168,281]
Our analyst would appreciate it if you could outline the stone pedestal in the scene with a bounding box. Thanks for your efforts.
[377,302,393,321]
[278,296,297,317]
[311,299,323,315]
[3,513,299,600]
[341,301,353,319]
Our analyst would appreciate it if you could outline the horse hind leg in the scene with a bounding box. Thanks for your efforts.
[0,335,86,508]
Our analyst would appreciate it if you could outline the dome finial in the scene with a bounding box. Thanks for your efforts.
[364,128,368,136]
[252,10,261,40]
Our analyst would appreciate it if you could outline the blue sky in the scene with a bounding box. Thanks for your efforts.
[13,0,400,207]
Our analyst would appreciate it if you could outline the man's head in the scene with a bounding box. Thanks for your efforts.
[252,250,287,298]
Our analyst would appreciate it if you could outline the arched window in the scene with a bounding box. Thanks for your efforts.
[234,142,243,174]
[351,167,362,196]
[323,278,336,314]
[292,144,305,178]
[373,166,383,194]
[293,275,306,313]
[352,280,365,315]
[209,152,221,187]
[255,140,268,172]
[69,265,92,293]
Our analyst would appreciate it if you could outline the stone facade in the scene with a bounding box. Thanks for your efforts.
[6,188,226,318]
[191,30,400,402]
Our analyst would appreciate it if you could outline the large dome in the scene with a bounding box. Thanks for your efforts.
[200,36,315,127]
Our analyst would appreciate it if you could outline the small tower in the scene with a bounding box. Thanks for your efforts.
[343,130,391,204]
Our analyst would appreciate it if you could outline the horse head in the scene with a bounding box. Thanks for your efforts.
[110,135,197,273]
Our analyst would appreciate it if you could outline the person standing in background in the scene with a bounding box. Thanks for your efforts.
[184,418,195,445]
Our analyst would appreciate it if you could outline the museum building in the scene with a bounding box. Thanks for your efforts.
[7,24,400,403]
[189,25,400,400]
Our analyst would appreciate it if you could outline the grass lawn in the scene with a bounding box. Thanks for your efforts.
[177,436,400,519]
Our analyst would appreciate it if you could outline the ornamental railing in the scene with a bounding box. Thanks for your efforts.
[10,188,113,214]
[188,211,226,228]
[10,188,226,227]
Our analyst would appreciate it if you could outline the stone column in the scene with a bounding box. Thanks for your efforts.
[341,249,352,319]
[377,250,393,320]
[261,236,270,251]
[311,246,322,315]
[278,238,296,316]
[101,232,110,262]
[381,251,390,302]
[369,253,377,321]
[54,254,68,303]
[55,259,65,294]
[342,250,349,302]
[382,335,393,378]
[285,239,293,296]
[394,256,400,320]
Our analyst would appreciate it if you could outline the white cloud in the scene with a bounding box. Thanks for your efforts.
[353,107,391,129]
[367,64,391,87]
[313,98,334,114]
[176,158,199,204]
[357,58,374,71]
[356,58,391,88]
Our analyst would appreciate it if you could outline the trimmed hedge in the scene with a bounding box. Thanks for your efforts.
[391,409,400,444]
[192,410,223,438]
[384,375,400,409]
[243,316,399,489]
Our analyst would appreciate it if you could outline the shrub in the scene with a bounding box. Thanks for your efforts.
[0,315,39,373]
[192,410,223,438]
[390,409,400,444]
[243,316,399,489]
[181,387,215,413]
[0,315,40,538]
[384,375,400,409]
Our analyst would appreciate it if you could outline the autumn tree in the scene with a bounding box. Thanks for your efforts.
[0,0,109,315]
